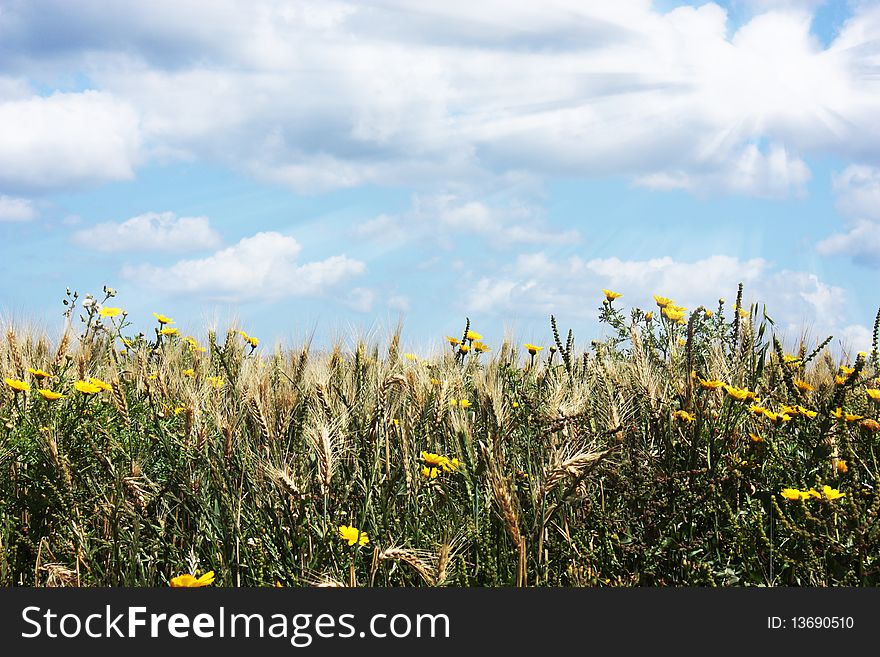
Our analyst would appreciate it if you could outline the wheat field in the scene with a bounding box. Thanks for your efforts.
[1,284,879,587]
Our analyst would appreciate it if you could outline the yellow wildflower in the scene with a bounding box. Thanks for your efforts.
[661,307,686,322]
[170,571,215,587]
[422,466,440,479]
[866,389,880,402]
[74,380,102,394]
[602,289,622,302]
[27,368,50,380]
[37,389,64,401]
[836,460,848,474]
[750,433,764,443]
[457,399,471,408]
[524,343,543,356]
[183,369,195,378]
[458,344,470,354]
[794,380,814,392]
[89,377,112,391]
[153,313,174,325]
[472,341,490,353]
[698,378,725,390]
[4,378,30,392]
[465,330,482,341]
[404,353,418,361]
[821,485,845,501]
[781,488,805,501]
[207,376,224,389]
[724,385,754,402]
[159,327,179,337]
[338,525,369,547]
[239,331,259,348]
[430,378,441,386]
[99,307,123,318]
[653,295,673,308]
[672,410,696,422]
[445,336,461,346]
[797,406,818,419]
[644,312,654,322]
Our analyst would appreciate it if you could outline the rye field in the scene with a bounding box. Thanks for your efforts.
[1,284,879,587]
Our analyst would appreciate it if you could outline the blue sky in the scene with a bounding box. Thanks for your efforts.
[1,0,879,355]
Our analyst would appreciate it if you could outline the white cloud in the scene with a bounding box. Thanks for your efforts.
[123,231,365,302]
[72,211,221,252]
[816,219,880,265]
[818,165,880,266]
[346,287,375,313]
[831,165,880,221]
[0,195,36,222]
[2,1,876,198]
[464,252,864,349]
[355,193,580,248]
[0,90,141,192]
[634,142,811,198]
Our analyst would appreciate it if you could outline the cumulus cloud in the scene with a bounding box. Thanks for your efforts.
[465,252,867,350]
[0,195,36,222]
[2,1,878,197]
[123,231,365,302]
[817,165,880,266]
[0,90,140,192]
[72,211,222,252]
[355,193,580,248]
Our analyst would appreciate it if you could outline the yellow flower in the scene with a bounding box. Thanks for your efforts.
[183,369,195,378]
[207,376,224,389]
[836,459,848,474]
[170,571,215,587]
[422,466,440,479]
[840,365,855,375]
[653,295,673,308]
[430,378,441,386]
[780,404,799,416]
[524,343,543,356]
[147,372,159,381]
[835,375,849,385]
[441,457,460,473]
[74,380,103,394]
[749,433,764,443]
[89,377,113,391]
[37,389,64,401]
[781,488,804,501]
[782,354,801,365]
[184,336,205,352]
[672,410,696,422]
[821,485,845,501]
[797,406,818,419]
[404,353,418,361]
[239,331,259,348]
[866,389,880,402]
[602,289,622,302]
[831,407,844,419]
[704,310,714,317]
[445,336,461,346]
[698,378,725,390]
[749,405,768,416]
[159,327,179,337]
[724,385,754,402]
[794,380,814,392]
[27,367,50,380]
[153,313,174,325]
[458,344,470,354]
[644,312,654,322]
[422,451,446,467]
[845,412,863,422]
[457,399,471,408]
[661,307,686,322]
[338,525,369,547]
[472,341,490,353]
[465,330,482,341]
[99,307,123,318]
[4,377,30,392]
